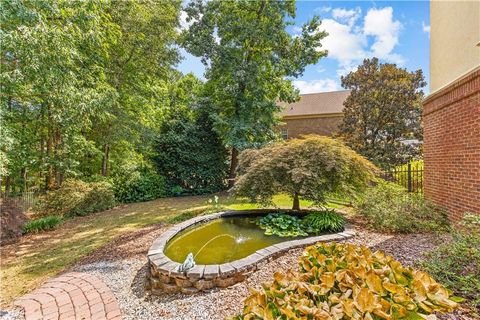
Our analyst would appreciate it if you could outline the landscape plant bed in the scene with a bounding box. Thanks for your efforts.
[147,209,354,295]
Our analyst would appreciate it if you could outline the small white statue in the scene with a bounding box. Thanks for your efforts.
[177,252,195,272]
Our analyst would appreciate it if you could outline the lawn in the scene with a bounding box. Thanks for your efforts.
[0,193,343,307]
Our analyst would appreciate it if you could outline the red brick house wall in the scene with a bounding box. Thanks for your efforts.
[423,68,480,220]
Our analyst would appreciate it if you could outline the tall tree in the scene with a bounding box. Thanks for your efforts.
[339,58,426,167]
[90,0,181,177]
[182,0,327,187]
[1,0,117,190]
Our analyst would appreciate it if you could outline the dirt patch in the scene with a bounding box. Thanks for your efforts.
[0,198,27,245]
[75,223,169,266]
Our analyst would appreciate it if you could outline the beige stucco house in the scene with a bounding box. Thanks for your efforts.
[278,90,350,139]
[423,0,480,220]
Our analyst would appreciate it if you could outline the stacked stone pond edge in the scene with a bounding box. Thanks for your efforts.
[146,210,355,295]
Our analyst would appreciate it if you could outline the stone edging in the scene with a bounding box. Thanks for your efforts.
[147,209,355,295]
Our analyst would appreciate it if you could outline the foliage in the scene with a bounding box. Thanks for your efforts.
[235,135,377,210]
[258,213,307,237]
[258,210,346,237]
[36,179,116,217]
[1,0,182,193]
[302,210,345,233]
[339,58,426,167]
[233,243,460,320]
[24,216,62,234]
[113,171,166,203]
[354,181,449,233]
[155,100,228,194]
[182,0,328,183]
[421,215,480,314]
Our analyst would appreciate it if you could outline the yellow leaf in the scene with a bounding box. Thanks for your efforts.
[366,270,384,295]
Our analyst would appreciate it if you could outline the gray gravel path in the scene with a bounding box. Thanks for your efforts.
[71,228,454,320]
[3,226,470,319]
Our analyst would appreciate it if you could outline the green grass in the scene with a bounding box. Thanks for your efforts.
[0,193,344,306]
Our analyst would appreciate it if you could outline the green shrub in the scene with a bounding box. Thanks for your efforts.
[233,243,460,319]
[302,209,345,233]
[24,216,62,233]
[113,171,166,203]
[354,181,449,233]
[421,214,480,315]
[154,107,228,194]
[36,179,116,217]
[258,213,307,237]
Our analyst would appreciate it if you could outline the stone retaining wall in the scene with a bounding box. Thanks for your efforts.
[146,210,355,295]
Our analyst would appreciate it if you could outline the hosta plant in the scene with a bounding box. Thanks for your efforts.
[234,243,459,320]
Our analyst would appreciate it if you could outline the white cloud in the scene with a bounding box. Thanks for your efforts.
[293,79,339,94]
[422,21,430,34]
[320,18,367,75]
[332,7,361,26]
[317,6,405,77]
[314,6,331,14]
[178,10,190,30]
[364,7,403,62]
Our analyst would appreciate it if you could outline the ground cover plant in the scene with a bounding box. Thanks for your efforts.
[235,135,377,210]
[23,216,62,234]
[233,243,459,319]
[258,210,345,237]
[421,214,480,315]
[354,181,448,233]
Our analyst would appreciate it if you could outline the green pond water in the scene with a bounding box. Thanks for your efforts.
[164,217,293,264]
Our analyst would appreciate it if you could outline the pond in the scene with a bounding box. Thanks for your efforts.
[164,216,292,264]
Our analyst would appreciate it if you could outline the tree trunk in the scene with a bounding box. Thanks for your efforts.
[228,147,239,189]
[20,167,27,192]
[292,192,300,210]
[45,132,54,190]
[101,143,109,176]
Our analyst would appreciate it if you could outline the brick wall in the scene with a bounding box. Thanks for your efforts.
[423,67,480,220]
[280,115,343,139]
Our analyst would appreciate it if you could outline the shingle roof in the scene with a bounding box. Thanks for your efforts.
[279,90,350,117]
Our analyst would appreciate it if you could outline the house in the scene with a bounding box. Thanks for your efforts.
[278,90,349,139]
[423,1,480,220]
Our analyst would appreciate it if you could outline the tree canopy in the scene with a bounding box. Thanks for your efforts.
[234,135,377,210]
[182,0,328,186]
[339,58,426,167]
[0,0,183,192]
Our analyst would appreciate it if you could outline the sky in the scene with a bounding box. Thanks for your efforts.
[177,1,430,94]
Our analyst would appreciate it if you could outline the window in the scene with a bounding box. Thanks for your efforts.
[281,128,288,140]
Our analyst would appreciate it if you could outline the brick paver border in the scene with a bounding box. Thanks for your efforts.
[14,272,121,320]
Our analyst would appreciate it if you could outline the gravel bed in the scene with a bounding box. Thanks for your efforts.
[3,225,470,319]
[71,227,459,320]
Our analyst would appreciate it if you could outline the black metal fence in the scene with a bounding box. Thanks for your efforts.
[0,191,38,214]
[381,161,424,194]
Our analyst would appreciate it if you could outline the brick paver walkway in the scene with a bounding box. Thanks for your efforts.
[14,272,121,320]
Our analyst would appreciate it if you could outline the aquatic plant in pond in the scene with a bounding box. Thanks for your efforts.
[258,213,307,237]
